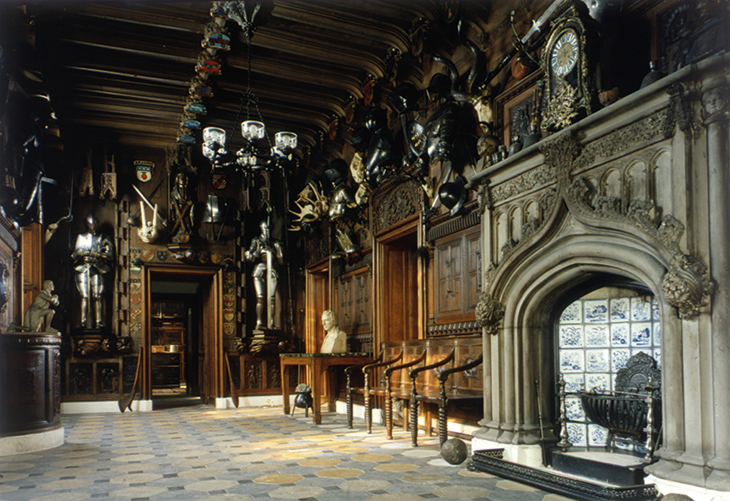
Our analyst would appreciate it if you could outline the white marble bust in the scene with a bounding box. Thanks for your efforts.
[320,310,347,353]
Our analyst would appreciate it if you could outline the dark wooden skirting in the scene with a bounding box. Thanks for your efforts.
[469,450,659,501]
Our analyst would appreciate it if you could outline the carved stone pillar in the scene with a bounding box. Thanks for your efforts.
[702,84,730,490]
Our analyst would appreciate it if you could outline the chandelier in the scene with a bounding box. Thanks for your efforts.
[202,1,297,170]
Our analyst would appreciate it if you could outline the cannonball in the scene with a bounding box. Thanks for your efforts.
[441,438,468,465]
[658,495,696,501]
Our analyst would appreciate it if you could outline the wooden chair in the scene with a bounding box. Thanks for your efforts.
[383,340,427,439]
[409,337,483,446]
[345,341,402,432]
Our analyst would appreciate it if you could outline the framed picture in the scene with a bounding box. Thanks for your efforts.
[494,69,543,148]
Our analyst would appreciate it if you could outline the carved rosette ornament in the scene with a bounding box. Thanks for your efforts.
[662,254,714,320]
[475,292,505,336]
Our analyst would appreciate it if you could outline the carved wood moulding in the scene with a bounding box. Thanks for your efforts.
[304,224,331,267]
[426,208,481,241]
[427,321,480,338]
[372,178,422,235]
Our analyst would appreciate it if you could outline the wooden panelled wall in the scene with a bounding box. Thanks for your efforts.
[336,266,371,353]
[427,218,482,339]
[321,208,482,356]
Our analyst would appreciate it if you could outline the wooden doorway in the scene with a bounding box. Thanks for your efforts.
[144,266,223,405]
[305,260,330,353]
[375,217,421,348]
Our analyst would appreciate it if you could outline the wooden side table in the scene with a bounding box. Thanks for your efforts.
[280,353,370,424]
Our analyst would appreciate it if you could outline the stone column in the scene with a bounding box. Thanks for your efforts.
[702,84,730,490]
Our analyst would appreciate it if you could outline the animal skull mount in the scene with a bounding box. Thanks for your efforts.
[137,201,160,243]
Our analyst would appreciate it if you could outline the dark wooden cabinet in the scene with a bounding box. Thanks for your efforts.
[151,352,184,388]
[65,354,138,399]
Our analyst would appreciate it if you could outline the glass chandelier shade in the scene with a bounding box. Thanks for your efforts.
[202,126,227,161]
[241,120,266,141]
[275,131,297,151]
[203,126,226,144]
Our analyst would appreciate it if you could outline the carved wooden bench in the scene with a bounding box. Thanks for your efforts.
[408,337,483,446]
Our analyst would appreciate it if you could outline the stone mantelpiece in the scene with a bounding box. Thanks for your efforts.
[470,54,729,493]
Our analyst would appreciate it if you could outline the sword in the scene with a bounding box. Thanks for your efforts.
[266,245,274,330]
[479,0,564,89]
[520,0,564,46]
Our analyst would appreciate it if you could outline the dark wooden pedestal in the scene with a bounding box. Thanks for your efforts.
[0,332,62,436]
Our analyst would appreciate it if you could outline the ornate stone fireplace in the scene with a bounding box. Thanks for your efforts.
[471,54,728,497]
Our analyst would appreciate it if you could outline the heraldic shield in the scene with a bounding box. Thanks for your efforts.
[135,160,155,182]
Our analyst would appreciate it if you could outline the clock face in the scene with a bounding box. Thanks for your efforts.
[551,29,578,77]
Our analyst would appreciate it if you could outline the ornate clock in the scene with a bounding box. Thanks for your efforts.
[540,1,600,136]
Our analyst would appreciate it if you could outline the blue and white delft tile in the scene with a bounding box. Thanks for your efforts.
[563,374,585,393]
[653,349,662,369]
[612,349,630,372]
[584,300,609,323]
[585,325,609,347]
[610,298,630,322]
[611,323,630,347]
[565,397,585,421]
[654,322,661,346]
[652,298,660,321]
[588,424,609,447]
[631,297,652,322]
[560,350,584,373]
[615,439,634,452]
[559,325,584,348]
[586,373,611,391]
[561,301,583,324]
[631,323,652,347]
[585,349,610,373]
[567,423,587,447]
[632,348,652,359]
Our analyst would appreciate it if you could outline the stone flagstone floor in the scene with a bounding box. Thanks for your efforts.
[0,402,573,500]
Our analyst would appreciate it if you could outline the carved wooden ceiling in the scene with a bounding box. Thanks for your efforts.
[25,0,491,158]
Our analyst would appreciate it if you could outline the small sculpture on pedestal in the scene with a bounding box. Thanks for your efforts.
[71,214,114,329]
[26,280,59,332]
[320,310,347,353]
[8,280,59,333]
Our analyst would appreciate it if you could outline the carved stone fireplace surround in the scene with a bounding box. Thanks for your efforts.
[470,54,729,498]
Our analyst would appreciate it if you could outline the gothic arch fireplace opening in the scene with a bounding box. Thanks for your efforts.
[553,278,662,456]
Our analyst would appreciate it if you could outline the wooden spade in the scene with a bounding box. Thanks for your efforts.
[224,352,239,408]
[118,349,143,413]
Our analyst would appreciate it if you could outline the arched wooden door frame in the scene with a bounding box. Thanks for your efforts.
[142,265,224,403]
